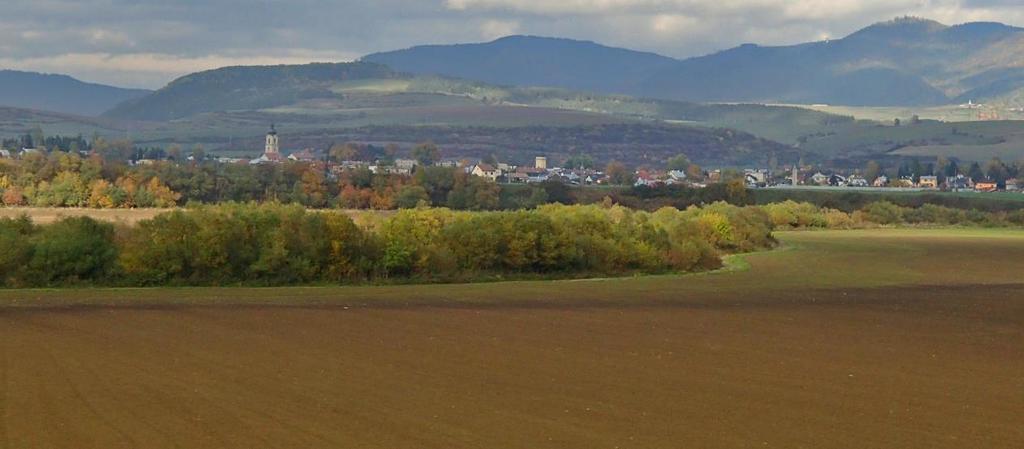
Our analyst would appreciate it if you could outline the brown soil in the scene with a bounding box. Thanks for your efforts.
[0,230,1022,448]
[1,284,1022,449]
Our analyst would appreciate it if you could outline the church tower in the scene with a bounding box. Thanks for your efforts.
[265,124,279,156]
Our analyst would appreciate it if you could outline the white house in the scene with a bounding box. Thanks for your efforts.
[810,172,829,185]
[847,175,869,187]
[667,170,688,184]
[471,163,502,181]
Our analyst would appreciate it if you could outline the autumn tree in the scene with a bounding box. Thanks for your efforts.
[605,161,634,185]
[864,160,882,182]
[329,143,360,162]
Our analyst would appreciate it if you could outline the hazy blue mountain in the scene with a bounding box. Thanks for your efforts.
[363,18,1024,107]
[0,70,150,116]
[640,17,1024,106]
[363,35,677,94]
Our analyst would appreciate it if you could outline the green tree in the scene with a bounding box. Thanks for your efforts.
[0,217,35,286]
[395,185,430,209]
[411,142,440,166]
[985,158,1010,183]
[864,160,882,182]
[564,154,595,170]
[27,217,117,286]
[666,154,692,171]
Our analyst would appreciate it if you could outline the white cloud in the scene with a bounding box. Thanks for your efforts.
[480,19,521,39]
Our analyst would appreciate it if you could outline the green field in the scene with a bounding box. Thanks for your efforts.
[790,103,1024,123]
[1,229,1022,448]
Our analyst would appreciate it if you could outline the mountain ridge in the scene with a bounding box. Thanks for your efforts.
[364,35,677,95]
[363,18,1024,107]
[0,70,150,116]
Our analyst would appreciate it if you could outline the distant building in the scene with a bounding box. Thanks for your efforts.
[371,159,418,175]
[507,172,530,183]
[288,148,319,163]
[634,170,665,187]
[667,170,688,184]
[872,175,889,187]
[1006,179,1020,191]
[744,169,770,187]
[584,173,604,185]
[535,156,548,170]
[828,174,847,187]
[703,169,720,183]
[251,125,285,164]
[0,149,11,158]
[975,180,998,192]
[395,159,417,173]
[945,174,973,191]
[471,163,501,181]
[517,166,548,183]
[809,172,829,186]
[918,175,939,189]
[847,175,869,187]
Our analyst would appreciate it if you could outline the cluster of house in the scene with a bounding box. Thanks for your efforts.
[0,148,44,159]
[800,171,1017,192]
[627,163,1023,194]
[470,157,609,185]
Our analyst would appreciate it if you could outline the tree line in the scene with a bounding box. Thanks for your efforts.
[762,200,1024,229]
[4,200,1023,288]
[0,202,774,288]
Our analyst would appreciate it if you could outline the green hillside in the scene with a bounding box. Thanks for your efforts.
[796,118,1024,163]
[102,61,846,144]
[0,107,129,140]
[104,62,399,121]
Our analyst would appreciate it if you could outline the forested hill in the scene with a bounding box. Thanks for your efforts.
[361,18,1024,107]
[0,70,150,116]
[638,18,1024,106]
[364,35,676,95]
[104,62,400,121]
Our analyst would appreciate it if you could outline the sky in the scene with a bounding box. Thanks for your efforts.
[2,0,1022,89]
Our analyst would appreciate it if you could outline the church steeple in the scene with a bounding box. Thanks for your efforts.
[265,124,279,156]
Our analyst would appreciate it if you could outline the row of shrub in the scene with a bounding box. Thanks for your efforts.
[750,189,1024,213]
[762,200,1024,229]
[0,202,774,287]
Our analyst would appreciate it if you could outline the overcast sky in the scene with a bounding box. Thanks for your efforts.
[2,0,1022,89]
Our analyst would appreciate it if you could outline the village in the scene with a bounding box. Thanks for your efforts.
[240,125,1024,194]
[2,124,1020,195]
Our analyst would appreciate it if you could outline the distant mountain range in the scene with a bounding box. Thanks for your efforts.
[0,70,150,116]
[97,59,842,145]
[9,16,1024,120]
[365,35,676,95]
[365,17,1024,107]
[6,16,1024,166]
